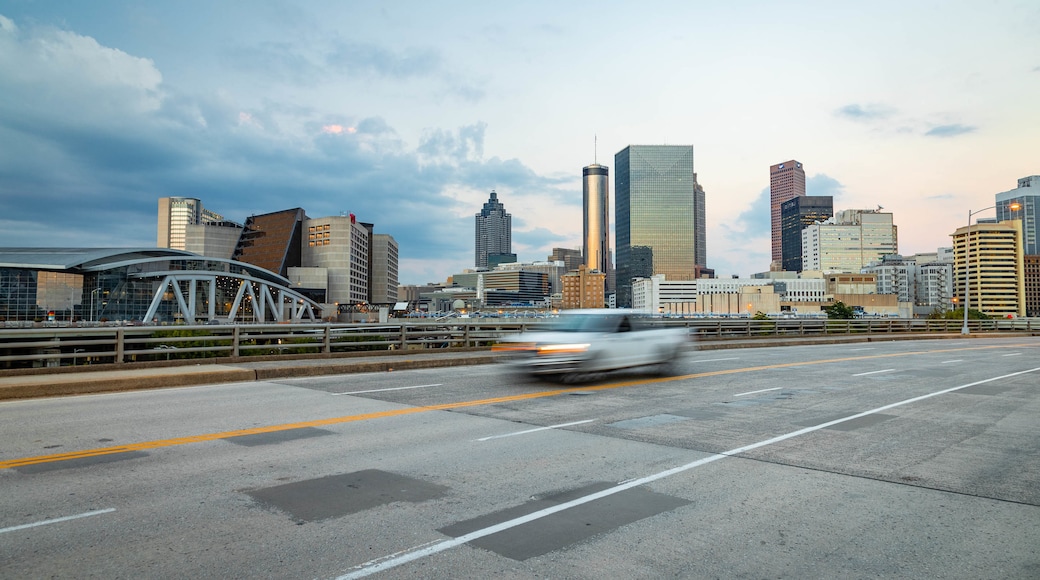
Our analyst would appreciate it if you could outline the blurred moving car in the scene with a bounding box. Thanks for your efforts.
[492,309,690,381]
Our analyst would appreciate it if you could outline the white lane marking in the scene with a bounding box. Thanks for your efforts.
[853,369,896,377]
[0,508,116,534]
[694,357,740,363]
[331,366,1040,579]
[733,387,781,397]
[1002,353,1022,357]
[848,348,875,351]
[476,420,597,441]
[331,384,443,395]
[941,360,963,364]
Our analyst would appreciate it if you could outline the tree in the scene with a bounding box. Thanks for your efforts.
[752,311,770,320]
[824,301,855,320]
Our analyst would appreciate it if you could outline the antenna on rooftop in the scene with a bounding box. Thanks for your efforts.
[594,134,597,164]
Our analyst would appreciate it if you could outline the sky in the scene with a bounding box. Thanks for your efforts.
[0,1,1037,285]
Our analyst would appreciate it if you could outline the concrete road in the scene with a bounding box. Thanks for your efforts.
[1,337,1038,579]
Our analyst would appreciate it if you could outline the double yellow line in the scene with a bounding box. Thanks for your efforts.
[2,343,1029,469]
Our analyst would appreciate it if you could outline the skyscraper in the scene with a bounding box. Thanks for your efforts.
[583,164,610,276]
[996,175,1039,255]
[157,197,203,250]
[770,160,806,267]
[474,190,511,269]
[614,145,705,307]
[780,195,833,272]
[801,209,898,273]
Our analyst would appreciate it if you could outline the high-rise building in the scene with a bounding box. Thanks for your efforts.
[583,164,610,277]
[780,195,833,272]
[615,145,705,307]
[801,209,898,273]
[157,197,203,250]
[952,219,1025,318]
[549,248,583,272]
[297,214,370,305]
[995,175,1039,255]
[370,233,399,305]
[474,190,511,269]
[234,208,308,277]
[770,160,806,267]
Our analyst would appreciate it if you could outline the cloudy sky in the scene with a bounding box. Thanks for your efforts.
[1,1,1037,284]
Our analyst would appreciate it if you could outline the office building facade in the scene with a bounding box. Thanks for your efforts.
[234,208,308,277]
[474,190,511,268]
[780,195,832,272]
[615,145,705,307]
[801,209,898,273]
[952,219,1025,318]
[996,175,1039,255]
[770,160,806,266]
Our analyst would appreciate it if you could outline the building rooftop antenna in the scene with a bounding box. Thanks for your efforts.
[594,134,597,164]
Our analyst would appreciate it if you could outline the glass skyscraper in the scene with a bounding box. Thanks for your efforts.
[996,175,1039,255]
[614,145,705,307]
[474,190,511,269]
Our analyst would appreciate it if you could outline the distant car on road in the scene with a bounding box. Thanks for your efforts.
[492,309,690,382]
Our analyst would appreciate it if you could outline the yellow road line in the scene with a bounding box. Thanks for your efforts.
[2,342,1032,469]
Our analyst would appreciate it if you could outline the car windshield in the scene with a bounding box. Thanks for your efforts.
[550,314,622,333]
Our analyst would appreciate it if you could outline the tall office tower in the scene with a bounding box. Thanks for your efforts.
[952,219,1025,318]
[370,233,399,305]
[298,214,370,304]
[157,197,203,250]
[770,160,806,267]
[233,208,308,277]
[549,248,583,272]
[801,209,898,273]
[614,145,704,307]
[474,190,511,268]
[780,195,833,272]
[583,164,610,277]
[996,175,1039,255]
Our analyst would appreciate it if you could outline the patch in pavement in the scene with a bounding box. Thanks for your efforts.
[796,413,897,431]
[15,451,149,474]
[608,414,689,429]
[438,482,690,561]
[674,408,726,420]
[956,384,1012,396]
[247,469,448,523]
[224,427,334,447]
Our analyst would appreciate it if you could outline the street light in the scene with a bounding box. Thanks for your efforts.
[961,202,1020,335]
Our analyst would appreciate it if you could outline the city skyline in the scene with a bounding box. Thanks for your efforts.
[0,3,1037,285]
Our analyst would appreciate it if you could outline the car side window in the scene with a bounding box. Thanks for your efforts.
[618,316,631,332]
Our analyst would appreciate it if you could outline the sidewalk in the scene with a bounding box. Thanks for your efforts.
[0,333,1007,401]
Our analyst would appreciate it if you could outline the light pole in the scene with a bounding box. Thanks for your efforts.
[961,202,1020,334]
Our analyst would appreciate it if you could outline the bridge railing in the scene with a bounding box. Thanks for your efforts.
[0,318,1034,369]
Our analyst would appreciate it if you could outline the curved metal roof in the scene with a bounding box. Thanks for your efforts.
[0,248,290,286]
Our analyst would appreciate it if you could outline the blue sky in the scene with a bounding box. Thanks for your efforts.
[1,1,1037,284]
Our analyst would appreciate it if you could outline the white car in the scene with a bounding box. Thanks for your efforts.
[492,309,690,381]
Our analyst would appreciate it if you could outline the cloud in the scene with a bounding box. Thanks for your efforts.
[806,174,845,198]
[0,14,569,284]
[325,41,441,79]
[924,124,976,138]
[835,103,896,121]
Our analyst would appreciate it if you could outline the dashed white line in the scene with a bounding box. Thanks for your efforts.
[852,369,896,377]
[0,508,116,534]
[1002,353,1022,357]
[477,420,597,441]
[694,357,740,363]
[332,383,443,395]
[848,348,875,352]
[941,360,963,364]
[733,387,782,397]
[334,366,1040,579]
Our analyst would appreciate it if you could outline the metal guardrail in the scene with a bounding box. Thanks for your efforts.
[0,318,1036,369]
